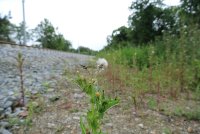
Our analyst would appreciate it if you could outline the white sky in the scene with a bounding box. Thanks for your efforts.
[0,0,180,51]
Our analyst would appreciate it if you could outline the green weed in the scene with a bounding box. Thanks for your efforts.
[147,97,157,110]
[76,73,119,134]
[15,52,25,106]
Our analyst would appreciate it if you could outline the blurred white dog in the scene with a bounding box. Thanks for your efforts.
[96,58,108,69]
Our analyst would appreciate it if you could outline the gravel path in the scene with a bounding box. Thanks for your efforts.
[0,44,93,133]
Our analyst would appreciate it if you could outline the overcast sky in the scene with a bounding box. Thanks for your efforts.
[0,0,180,50]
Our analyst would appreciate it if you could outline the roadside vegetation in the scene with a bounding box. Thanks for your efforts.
[98,26,200,121]
[96,0,200,122]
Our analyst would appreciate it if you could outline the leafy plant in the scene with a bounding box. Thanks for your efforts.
[8,116,32,128]
[173,107,183,117]
[184,108,200,121]
[163,127,171,134]
[147,97,157,110]
[42,81,51,89]
[76,74,119,134]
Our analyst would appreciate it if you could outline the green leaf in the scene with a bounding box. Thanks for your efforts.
[99,98,119,118]
[80,117,86,134]
[87,110,100,131]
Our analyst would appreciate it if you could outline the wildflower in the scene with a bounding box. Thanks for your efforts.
[96,58,108,69]
[95,92,100,97]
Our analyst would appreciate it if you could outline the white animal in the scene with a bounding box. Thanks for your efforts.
[96,58,108,69]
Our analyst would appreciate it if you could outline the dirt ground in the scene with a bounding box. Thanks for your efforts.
[13,68,200,134]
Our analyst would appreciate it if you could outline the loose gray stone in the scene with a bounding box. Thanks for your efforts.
[0,121,9,128]
[0,95,4,100]
[72,116,80,120]
[31,90,38,95]
[4,107,12,116]
[105,123,113,128]
[0,128,12,134]
[0,108,4,114]
[0,102,5,109]
[47,88,55,92]
[138,123,144,129]
[7,91,14,96]
[74,93,84,99]
[0,44,92,128]
[6,96,18,102]
[11,108,23,116]
[3,101,13,109]
[47,123,56,128]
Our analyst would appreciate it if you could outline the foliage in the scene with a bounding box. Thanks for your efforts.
[98,26,200,116]
[0,14,74,50]
[0,14,12,41]
[33,18,72,51]
[129,0,164,44]
[12,22,31,45]
[76,74,119,134]
[76,46,97,55]
[8,117,32,128]
[147,97,157,110]
[105,26,131,49]
[189,60,200,99]
[171,106,200,121]
[185,108,200,121]
[105,0,179,49]
[181,0,200,25]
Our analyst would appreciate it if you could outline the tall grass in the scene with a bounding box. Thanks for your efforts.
[98,26,200,107]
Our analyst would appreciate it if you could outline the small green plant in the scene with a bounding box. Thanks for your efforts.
[27,101,42,116]
[167,106,200,120]
[15,52,25,106]
[8,117,21,126]
[76,75,119,134]
[6,96,45,130]
[8,116,32,128]
[163,127,171,134]
[147,97,157,110]
[69,108,79,113]
[173,107,183,117]
[42,81,51,89]
[184,108,200,121]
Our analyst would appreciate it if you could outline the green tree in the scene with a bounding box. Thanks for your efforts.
[0,15,12,41]
[181,0,200,25]
[34,18,57,49]
[13,22,31,45]
[128,0,177,44]
[77,46,96,55]
[54,33,72,51]
[33,18,72,51]
[106,26,131,49]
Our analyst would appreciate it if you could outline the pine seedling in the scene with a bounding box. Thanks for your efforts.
[15,52,25,106]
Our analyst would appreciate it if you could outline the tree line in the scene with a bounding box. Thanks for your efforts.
[0,15,96,54]
[1,0,199,53]
[104,0,200,50]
